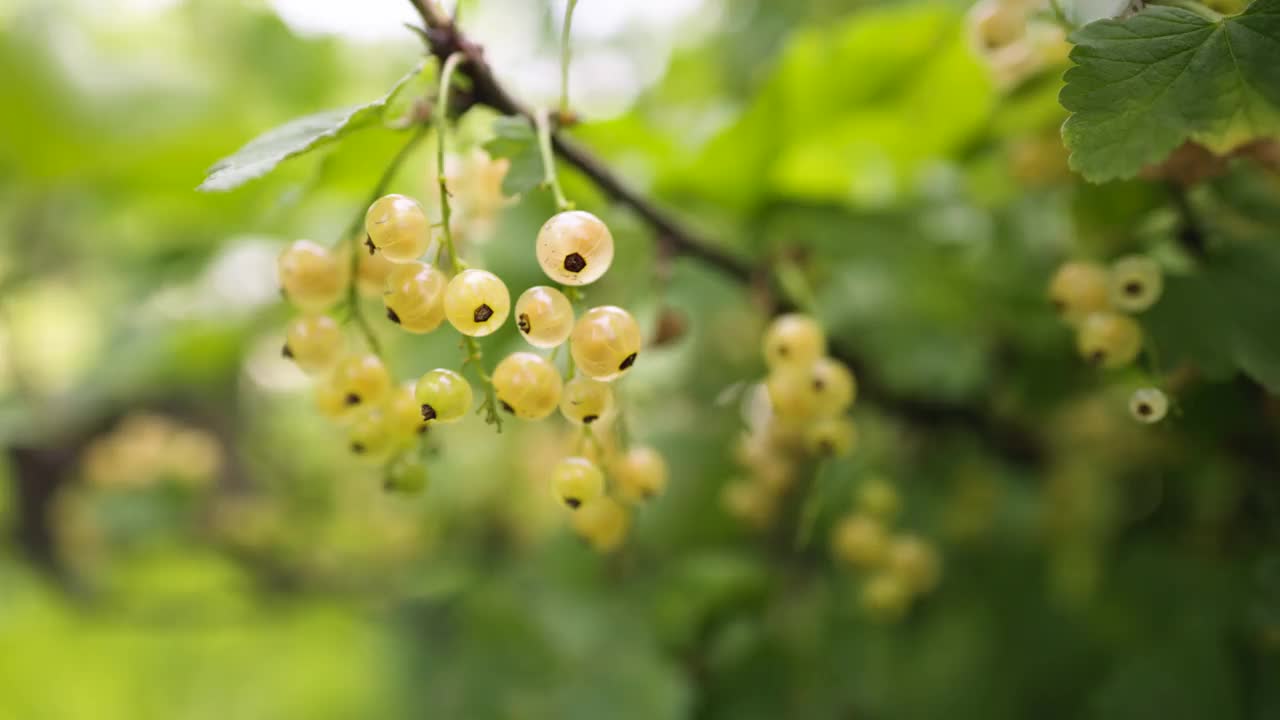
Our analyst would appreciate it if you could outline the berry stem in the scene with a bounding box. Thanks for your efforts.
[535,107,573,212]
[558,0,580,118]
[339,124,430,355]
[436,50,503,432]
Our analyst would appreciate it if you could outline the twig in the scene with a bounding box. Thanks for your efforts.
[401,0,1044,466]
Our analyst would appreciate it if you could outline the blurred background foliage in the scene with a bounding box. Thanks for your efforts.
[2,0,1279,718]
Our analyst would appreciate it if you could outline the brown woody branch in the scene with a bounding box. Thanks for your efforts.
[404,1,1044,466]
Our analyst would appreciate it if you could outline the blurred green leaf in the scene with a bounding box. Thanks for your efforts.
[482,115,546,197]
[1061,0,1280,182]
[198,64,423,192]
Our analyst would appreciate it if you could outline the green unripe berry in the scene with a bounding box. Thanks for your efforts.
[385,457,429,494]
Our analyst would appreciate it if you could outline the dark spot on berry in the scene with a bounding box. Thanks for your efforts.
[281,344,294,359]
[619,352,637,371]
[778,345,788,356]
[364,235,376,255]
[517,313,531,334]
[813,378,826,392]
[642,488,655,499]
[473,304,494,323]
[563,253,587,273]
[565,497,582,509]
[1088,350,1106,365]
[1052,299,1066,314]
[386,307,401,324]
[583,414,599,424]
[351,442,366,455]
[417,425,429,435]
[1137,403,1152,416]
[345,393,361,406]
[500,401,514,414]
[818,440,834,455]
[1124,281,1142,296]
[421,404,437,422]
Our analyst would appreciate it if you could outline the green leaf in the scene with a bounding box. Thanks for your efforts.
[481,115,545,197]
[381,58,438,129]
[1061,0,1280,183]
[198,65,426,192]
[1144,241,1280,391]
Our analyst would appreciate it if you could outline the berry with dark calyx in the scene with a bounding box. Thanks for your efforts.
[569,305,642,382]
[1109,255,1163,313]
[559,376,614,426]
[1076,312,1142,369]
[384,261,448,334]
[492,352,563,420]
[385,384,429,439]
[550,456,605,509]
[414,368,474,424]
[1129,387,1169,424]
[283,315,344,374]
[514,286,575,349]
[384,457,429,494]
[804,417,857,458]
[443,269,511,337]
[763,313,826,369]
[365,194,430,263]
[332,353,393,410]
[536,210,615,286]
[347,408,396,460]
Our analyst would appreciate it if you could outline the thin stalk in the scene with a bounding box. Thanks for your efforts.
[535,107,573,212]
[437,50,503,430]
[559,0,580,117]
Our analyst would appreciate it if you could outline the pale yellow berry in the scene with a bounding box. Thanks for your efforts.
[278,240,346,311]
[558,376,614,425]
[536,210,615,285]
[612,446,669,504]
[1049,261,1111,324]
[332,353,393,410]
[282,315,344,374]
[569,306,642,382]
[810,357,856,416]
[1109,255,1163,313]
[804,417,857,458]
[572,496,629,552]
[763,314,826,369]
[384,262,448,333]
[830,513,888,568]
[357,249,397,296]
[415,368,473,424]
[1129,387,1168,424]
[515,286,574,348]
[365,193,430,263]
[550,457,605,509]
[1076,311,1142,368]
[493,352,563,420]
[443,269,511,337]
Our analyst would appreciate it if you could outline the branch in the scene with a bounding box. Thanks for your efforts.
[402,2,1044,466]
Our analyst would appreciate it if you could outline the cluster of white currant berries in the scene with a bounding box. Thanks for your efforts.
[722,313,858,528]
[1048,255,1170,424]
[829,477,942,622]
[277,192,666,546]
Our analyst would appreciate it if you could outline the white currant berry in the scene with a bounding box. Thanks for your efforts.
[535,210,615,286]
[1109,255,1163,313]
[550,456,605,509]
[804,417,857,458]
[515,286,575,348]
[278,240,346,311]
[570,306,641,382]
[558,376,614,425]
[384,261,448,333]
[810,357,856,416]
[365,194,430,263]
[571,496,630,552]
[332,353,393,409]
[1049,261,1111,324]
[347,407,396,460]
[763,313,826,369]
[830,513,888,568]
[493,352,563,420]
[1076,311,1142,368]
[612,446,669,504]
[282,315,344,374]
[414,368,473,424]
[385,456,429,494]
[356,249,397,296]
[385,384,429,439]
[443,269,511,337]
[1128,387,1168,424]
